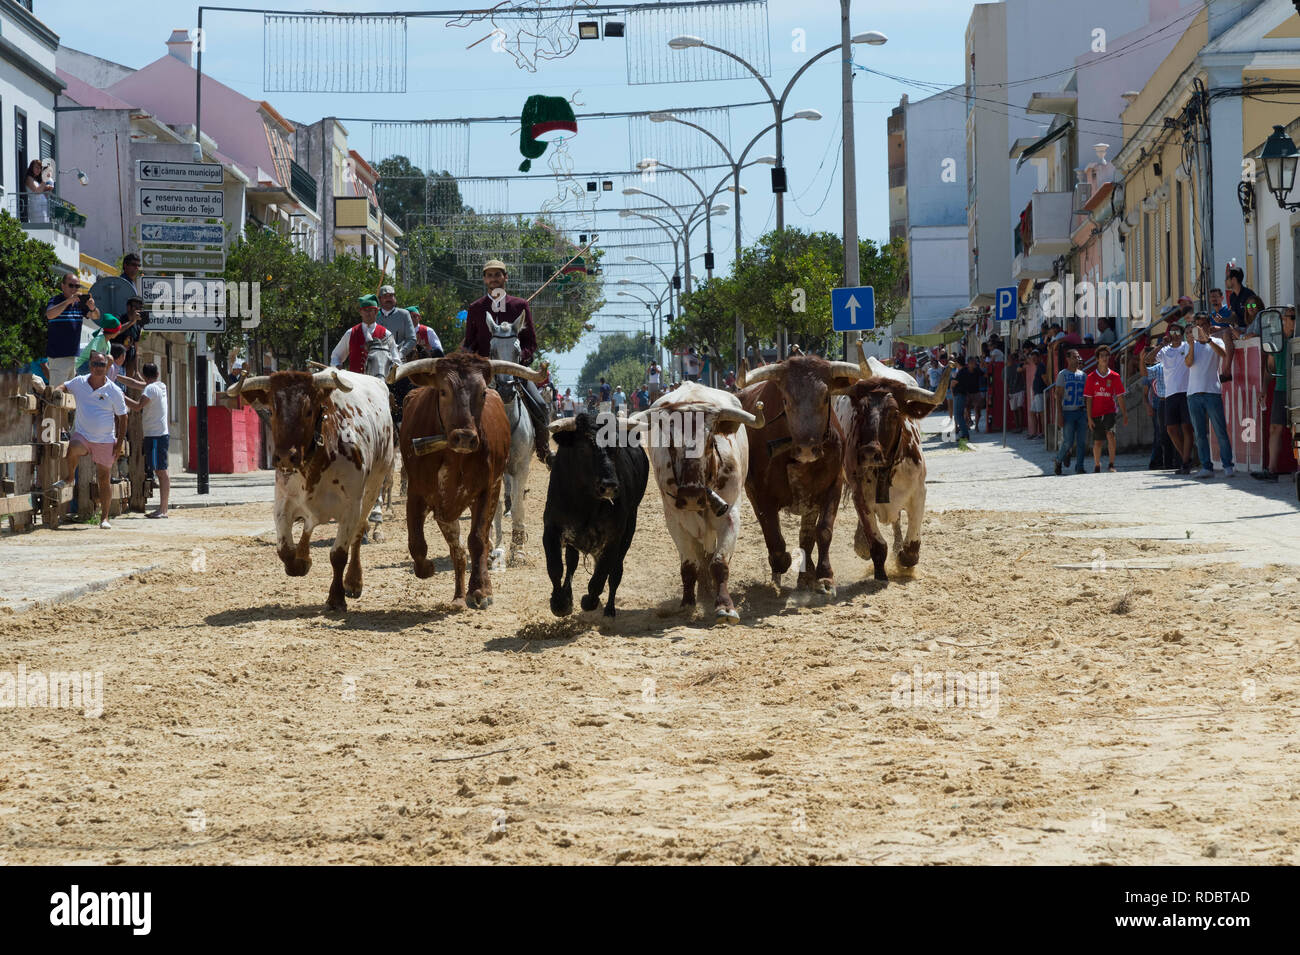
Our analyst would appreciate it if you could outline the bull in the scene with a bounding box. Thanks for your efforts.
[631,383,763,623]
[393,352,545,610]
[543,412,649,619]
[837,343,954,581]
[737,353,863,593]
[227,369,394,611]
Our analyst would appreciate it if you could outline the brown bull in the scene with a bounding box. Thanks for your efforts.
[394,352,545,609]
[838,345,954,581]
[737,353,863,593]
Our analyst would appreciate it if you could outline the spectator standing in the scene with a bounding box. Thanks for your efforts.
[1096,317,1118,345]
[45,276,98,385]
[647,361,663,401]
[1084,345,1128,472]
[1208,288,1233,325]
[683,348,702,383]
[1063,320,1083,345]
[599,377,612,407]
[127,362,170,518]
[1144,341,1178,470]
[1053,349,1088,475]
[1028,351,1049,438]
[952,356,978,442]
[1253,306,1296,480]
[1184,313,1234,478]
[635,385,650,411]
[1224,266,1258,327]
[106,342,145,391]
[1007,351,1026,431]
[24,159,53,223]
[612,386,626,416]
[47,352,127,528]
[1143,322,1195,474]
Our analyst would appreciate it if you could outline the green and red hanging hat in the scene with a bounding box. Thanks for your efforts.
[518,95,577,172]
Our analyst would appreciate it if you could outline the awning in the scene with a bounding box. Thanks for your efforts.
[1015,121,1073,171]
[897,330,965,347]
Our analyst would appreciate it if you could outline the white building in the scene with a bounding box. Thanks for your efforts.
[0,0,81,272]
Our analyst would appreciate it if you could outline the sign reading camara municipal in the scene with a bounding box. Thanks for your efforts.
[138,188,223,218]
[136,160,223,186]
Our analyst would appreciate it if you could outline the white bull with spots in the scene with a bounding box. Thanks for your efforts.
[631,382,764,624]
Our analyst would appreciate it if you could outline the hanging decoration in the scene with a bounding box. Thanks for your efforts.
[518,95,578,172]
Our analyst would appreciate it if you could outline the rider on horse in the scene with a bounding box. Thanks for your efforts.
[406,306,444,358]
[462,259,552,465]
[330,293,400,373]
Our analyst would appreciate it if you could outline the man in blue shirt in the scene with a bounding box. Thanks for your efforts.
[1145,342,1178,470]
[1052,349,1088,475]
[45,275,97,385]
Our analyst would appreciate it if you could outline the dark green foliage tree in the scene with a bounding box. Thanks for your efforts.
[0,211,61,369]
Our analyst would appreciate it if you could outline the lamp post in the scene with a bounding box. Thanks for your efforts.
[1260,124,1300,211]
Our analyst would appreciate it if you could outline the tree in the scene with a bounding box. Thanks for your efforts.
[374,156,427,230]
[0,211,61,369]
[578,331,652,393]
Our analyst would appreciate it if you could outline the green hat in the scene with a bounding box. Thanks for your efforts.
[518,94,577,172]
[406,305,421,315]
[98,313,121,330]
[358,293,379,308]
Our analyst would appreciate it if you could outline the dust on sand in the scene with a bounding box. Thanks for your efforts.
[2,467,1297,865]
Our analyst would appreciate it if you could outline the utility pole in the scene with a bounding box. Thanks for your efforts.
[841,0,860,361]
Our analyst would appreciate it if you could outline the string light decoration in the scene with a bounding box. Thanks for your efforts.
[263,14,407,93]
[447,0,599,73]
[371,121,471,178]
[626,0,770,85]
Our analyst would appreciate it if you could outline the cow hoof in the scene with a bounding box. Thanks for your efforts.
[326,597,346,612]
[714,607,740,625]
[899,543,921,567]
[468,591,492,610]
[816,578,836,597]
[413,559,436,579]
[450,597,467,610]
[282,557,311,577]
[369,527,383,544]
[550,595,573,617]
[344,588,362,599]
[873,569,889,582]
[580,593,601,612]
[796,571,816,590]
[771,551,792,575]
[603,606,616,619]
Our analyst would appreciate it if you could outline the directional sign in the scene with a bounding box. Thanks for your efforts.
[142,276,228,331]
[138,188,223,218]
[995,285,1018,322]
[141,249,225,272]
[136,160,223,186]
[140,221,226,246]
[831,285,875,332]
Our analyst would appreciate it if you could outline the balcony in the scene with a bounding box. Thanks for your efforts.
[1019,191,1074,257]
[289,160,318,211]
[1012,251,1054,281]
[2,192,83,272]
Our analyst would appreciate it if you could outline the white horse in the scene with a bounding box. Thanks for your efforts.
[364,338,401,541]
[486,314,534,565]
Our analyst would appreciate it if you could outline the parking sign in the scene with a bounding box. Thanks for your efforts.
[995,286,1017,323]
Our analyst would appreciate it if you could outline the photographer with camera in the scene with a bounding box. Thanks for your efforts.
[45,275,99,385]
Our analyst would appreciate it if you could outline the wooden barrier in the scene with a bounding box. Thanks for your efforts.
[0,372,133,533]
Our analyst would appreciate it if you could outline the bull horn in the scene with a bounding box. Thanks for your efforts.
[489,359,547,383]
[903,362,956,409]
[737,359,749,389]
[750,400,765,429]
[627,410,650,426]
[740,361,784,388]
[548,416,578,433]
[715,404,760,427]
[394,357,440,383]
[228,374,271,398]
[312,368,352,392]
[828,360,863,382]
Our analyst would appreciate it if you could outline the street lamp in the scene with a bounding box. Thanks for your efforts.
[1260,124,1300,211]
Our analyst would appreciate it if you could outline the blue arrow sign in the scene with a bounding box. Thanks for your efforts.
[995,285,1018,322]
[140,222,226,246]
[831,285,875,332]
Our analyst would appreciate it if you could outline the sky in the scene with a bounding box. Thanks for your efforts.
[48,0,979,387]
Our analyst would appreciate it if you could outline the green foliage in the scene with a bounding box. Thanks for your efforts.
[0,211,61,369]
[374,156,429,231]
[672,229,908,366]
[577,332,652,393]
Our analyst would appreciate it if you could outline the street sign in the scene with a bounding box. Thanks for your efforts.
[995,285,1018,322]
[140,221,226,246]
[831,286,875,332]
[999,320,1011,337]
[139,309,227,333]
[138,188,223,218]
[142,275,228,328]
[136,160,223,186]
[141,249,225,272]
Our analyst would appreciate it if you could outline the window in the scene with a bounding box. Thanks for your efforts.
[15,109,27,196]
[0,96,4,190]
[1267,234,1279,305]
[1175,183,1184,296]
[1164,202,1171,302]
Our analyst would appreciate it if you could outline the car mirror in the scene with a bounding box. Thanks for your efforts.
[1258,307,1285,355]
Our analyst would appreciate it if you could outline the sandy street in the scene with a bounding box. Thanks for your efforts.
[2,452,1297,866]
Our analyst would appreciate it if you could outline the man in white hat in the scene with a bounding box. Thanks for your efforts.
[377,284,416,359]
[462,259,551,464]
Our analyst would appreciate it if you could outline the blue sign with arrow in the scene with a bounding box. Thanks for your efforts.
[831,286,875,332]
[140,222,226,246]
